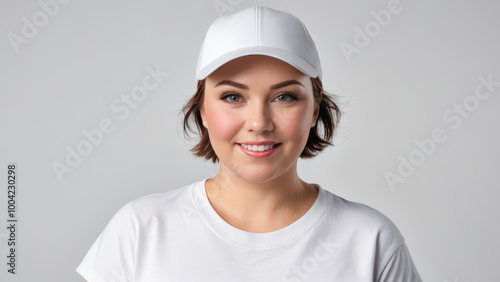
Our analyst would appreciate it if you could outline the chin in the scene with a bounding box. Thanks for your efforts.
[235,165,286,184]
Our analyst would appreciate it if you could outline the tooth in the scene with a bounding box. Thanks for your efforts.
[241,144,277,151]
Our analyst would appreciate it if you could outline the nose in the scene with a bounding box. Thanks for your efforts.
[244,100,273,134]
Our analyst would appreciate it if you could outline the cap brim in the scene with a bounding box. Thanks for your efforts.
[196,46,320,80]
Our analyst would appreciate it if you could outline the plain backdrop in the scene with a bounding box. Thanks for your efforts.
[1,0,499,281]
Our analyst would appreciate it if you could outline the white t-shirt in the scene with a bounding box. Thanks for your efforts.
[77,179,422,281]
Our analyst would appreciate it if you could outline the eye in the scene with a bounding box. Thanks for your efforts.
[221,93,243,103]
[274,93,298,103]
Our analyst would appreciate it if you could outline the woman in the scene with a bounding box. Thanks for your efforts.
[77,6,422,281]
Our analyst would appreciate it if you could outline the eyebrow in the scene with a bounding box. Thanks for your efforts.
[215,80,249,90]
[214,79,304,90]
[270,80,304,90]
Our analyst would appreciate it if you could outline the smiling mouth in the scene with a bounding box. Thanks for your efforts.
[238,143,281,152]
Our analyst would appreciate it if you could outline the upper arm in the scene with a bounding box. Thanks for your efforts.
[377,243,423,282]
[77,203,137,282]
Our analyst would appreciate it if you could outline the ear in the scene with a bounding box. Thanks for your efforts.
[200,105,208,128]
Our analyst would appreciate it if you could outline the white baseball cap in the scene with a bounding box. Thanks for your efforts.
[196,6,322,80]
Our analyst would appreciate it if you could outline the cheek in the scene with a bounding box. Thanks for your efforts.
[278,107,313,139]
[205,107,242,142]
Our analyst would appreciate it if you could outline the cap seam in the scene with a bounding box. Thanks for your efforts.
[299,20,313,70]
[256,6,261,46]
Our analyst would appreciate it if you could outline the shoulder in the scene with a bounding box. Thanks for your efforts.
[319,187,405,253]
[111,180,203,224]
[318,187,407,273]
[322,188,401,235]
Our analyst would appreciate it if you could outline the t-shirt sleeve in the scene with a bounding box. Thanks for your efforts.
[76,202,138,282]
[377,242,423,282]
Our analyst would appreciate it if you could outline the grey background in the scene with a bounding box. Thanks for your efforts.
[1,0,499,281]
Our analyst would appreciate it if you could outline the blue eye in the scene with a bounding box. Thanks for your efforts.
[274,93,297,103]
[222,94,242,103]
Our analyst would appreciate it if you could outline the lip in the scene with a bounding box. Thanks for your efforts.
[237,142,281,158]
[239,141,279,146]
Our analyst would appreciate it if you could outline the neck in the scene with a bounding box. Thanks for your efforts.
[205,162,318,232]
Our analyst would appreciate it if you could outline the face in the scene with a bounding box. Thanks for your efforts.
[200,55,319,183]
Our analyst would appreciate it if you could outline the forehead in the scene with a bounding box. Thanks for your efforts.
[206,55,309,87]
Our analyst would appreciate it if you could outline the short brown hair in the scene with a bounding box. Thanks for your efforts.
[182,77,341,163]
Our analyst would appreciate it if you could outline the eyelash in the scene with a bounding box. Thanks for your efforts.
[221,93,242,103]
[275,93,298,103]
[220,92,298,104]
